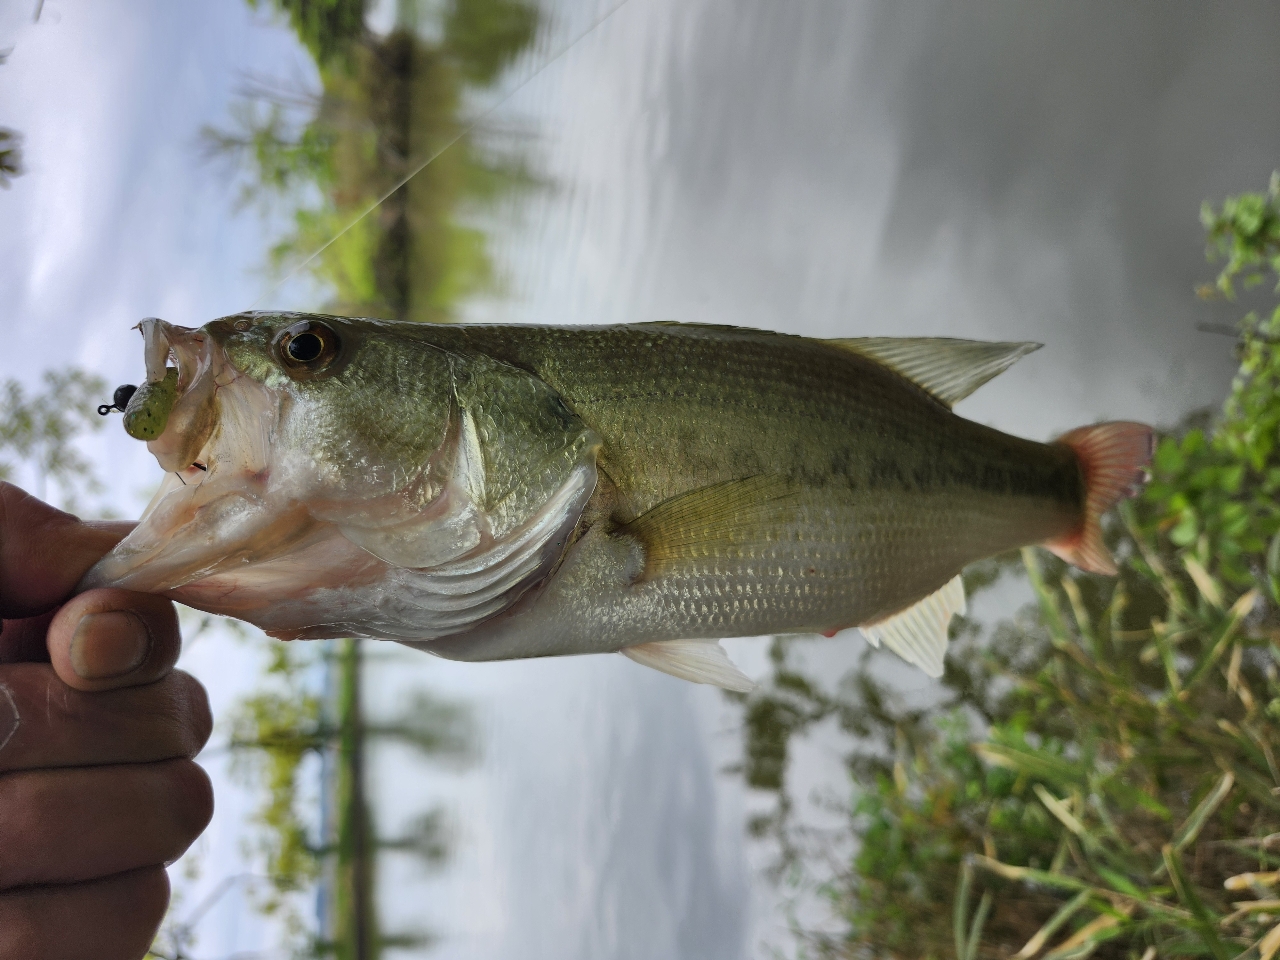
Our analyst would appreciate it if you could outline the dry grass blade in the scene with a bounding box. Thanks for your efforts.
[1035,784,1087,837]
[1222,900,1280,926]
[1260,922,1280,960]
[1043,904,1134,960]
[1185,555,1225,609]
[955,857,974,960]
[1015,890,1093,959]
[1185,590,1259,691]
[1225,872,1280,891]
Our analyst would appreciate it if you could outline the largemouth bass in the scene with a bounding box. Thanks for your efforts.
[81,314,1153,690]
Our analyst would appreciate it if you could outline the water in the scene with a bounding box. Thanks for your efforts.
[2,1,1279,957]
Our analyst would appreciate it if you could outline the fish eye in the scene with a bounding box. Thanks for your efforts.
[273,321,341,378]
[287,333,323,362]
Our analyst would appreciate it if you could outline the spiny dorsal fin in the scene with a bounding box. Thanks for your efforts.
[827,337,1041,407]
[621,639,755,692]
[619,475,802,580]
[860,574,965,678]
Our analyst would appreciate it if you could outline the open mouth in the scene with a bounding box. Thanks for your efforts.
[80,317,281,595]
[129,318,225,476]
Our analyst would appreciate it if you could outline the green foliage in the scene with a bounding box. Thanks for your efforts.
[0,128,21,188]
[227,642,326,923]
[1146,175,1280,590]
[1200,173,1280,301]
[0,51,21,189]
[209,0,540,323]
[201,101,334,205]
[0,370,107,513]
[445,0,540,84]
[248,0,367,65]
[225,637,476,957]
[742,182,1280,960]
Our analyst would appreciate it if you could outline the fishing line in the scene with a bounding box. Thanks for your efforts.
[249,0,637,310]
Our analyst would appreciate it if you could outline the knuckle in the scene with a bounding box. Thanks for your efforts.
[0,867,170,960]
[143,671,213,759]
[0,774,49,889]
[173,671,214,754]
[164,758,214,843]
[0,897,41,959]
[125,865,172,941]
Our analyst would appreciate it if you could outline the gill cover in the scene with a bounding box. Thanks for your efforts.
[81,314,600,643]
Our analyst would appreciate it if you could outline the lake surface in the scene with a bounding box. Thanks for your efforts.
[2,1,1279,956]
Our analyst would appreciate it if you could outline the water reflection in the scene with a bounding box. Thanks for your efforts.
[0,49,22,188]
[5,0,1278,955]
[205,1,1280,956]
[207,0,538,322]
[201,1,539,955]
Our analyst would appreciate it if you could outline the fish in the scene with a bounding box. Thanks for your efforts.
[80,313,1154,691]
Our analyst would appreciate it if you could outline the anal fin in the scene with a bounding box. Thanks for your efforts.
[860,574,965,678]
[621,640,755,693]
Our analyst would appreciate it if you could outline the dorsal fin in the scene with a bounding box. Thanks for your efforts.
[827,337,1040,407]
[860,574,965,678]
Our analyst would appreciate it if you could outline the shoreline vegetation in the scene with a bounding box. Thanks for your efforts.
[156,2,539,956]
[739,177,1280,960]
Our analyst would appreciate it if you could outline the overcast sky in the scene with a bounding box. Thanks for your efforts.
[3,2,1280,958]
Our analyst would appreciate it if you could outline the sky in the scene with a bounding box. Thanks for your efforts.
[3,1,1280,958]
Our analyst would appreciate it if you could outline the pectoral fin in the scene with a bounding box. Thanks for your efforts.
[827,337,1040,407]
[621,639,755,692]
[860,574,965,678]
[619,475,802,580]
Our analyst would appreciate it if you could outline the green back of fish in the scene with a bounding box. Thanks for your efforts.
[401,322,1082,624]
[212,314,1086,640]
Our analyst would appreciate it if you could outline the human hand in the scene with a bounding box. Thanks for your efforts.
[0,484,213,960]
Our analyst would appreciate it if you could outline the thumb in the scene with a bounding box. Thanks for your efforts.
[46,587,182,692]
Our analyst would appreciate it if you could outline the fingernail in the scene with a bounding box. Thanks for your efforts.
[0,684,17,753]
[70,611,152,679]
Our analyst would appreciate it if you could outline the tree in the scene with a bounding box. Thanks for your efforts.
[248,0,368,66]
[222,638,474,959]
[0,370,108,513]
[170,2,544,955]
[1,50,24,190]
[208,0,540,323]
[0,128,21,189]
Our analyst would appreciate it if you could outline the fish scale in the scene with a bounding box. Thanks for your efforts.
[84,313,1151,688]
[399,323,1082,661]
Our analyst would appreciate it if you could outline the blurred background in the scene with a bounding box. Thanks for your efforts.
[2,1,1280,957]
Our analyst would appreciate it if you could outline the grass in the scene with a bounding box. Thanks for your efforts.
[739,179,1280,960]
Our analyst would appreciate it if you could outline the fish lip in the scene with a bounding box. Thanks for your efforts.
[136,318,229,472]
[139,318,223,393]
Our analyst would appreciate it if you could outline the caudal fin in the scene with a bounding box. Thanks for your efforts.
[1045,421,1154,575]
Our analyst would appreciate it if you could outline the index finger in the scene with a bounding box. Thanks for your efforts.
[0,484,132,621]
[0,664,211,773]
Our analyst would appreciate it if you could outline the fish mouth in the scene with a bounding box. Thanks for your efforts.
[137,318,230,475]
[79,318,279,595]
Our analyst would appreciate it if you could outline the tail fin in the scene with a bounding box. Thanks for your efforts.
[1046,421,1154,575]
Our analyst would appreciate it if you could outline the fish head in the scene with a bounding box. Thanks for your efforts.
[120,312,457,507]
[82,312,599,642]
